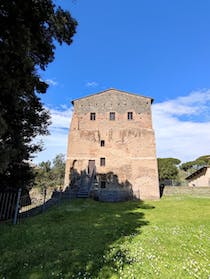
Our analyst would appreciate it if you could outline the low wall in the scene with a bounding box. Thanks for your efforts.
[162,186,210,197]
[91,189,138,202]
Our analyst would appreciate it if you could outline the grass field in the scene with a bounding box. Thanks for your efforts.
[0,188,210,279]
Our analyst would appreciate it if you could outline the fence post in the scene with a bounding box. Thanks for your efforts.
[59,186,62,204]
[13,188,22,225]
[42,186,47,212]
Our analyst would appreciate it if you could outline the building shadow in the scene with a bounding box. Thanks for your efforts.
[64,166,142,201]
[18,165,153,219]
[159,184,165,198]
[1,198,155,278]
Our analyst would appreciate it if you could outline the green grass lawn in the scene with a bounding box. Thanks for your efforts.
[0,191,210,279]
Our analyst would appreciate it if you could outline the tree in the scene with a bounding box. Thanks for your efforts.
[34,154,65,190]
[0,1,77,191]
[180,155,210,173]
[158,158,181,182]
[34,160,52,190]
[51,153,65,188]
[34,160,54,192]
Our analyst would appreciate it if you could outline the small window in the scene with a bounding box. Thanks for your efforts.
[109,112,115,120]
[100,174,106,188]
[101,181,106,188]
[128,112,133,120]
[100,157,105,166]
[101,140,105,147]
[90,112,96,120]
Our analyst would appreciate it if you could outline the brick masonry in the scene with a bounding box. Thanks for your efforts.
[64,89,160,200]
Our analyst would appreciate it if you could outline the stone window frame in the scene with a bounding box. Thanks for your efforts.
[90,112,96,120]
[100,157,106,166]
[127,111,133,120]
[109,112,115,121]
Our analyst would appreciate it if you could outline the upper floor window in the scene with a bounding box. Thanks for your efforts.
[101,140,105,147]
[100,157,106,166]
[90,112,96,120]
[128,112,133,120]
[110,112,115,120]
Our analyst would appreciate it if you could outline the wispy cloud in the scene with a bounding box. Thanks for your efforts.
[154,90,210,117]
[34,89,210,164]
[45,79,58,86]
[33,106,72,163]
[85,81,98,88]
[49,107,72,129]
[153,89,210,162]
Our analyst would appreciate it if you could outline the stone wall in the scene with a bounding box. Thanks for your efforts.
[65,89,160,200]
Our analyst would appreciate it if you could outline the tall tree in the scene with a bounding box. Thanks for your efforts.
[51,153,65,187]
[158,158,181,182]
[0,0,77,191]
[180,155,210,173]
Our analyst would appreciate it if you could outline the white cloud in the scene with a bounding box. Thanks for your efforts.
[152,89,210,162]
[49,107,72,129]
[154,90,210,116]
[33,106,72,164]
[85,81,98,87]
[45,79,58,86]
[34,89,210,164]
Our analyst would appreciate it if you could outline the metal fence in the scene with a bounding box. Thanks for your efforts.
[0,187,58,225]
[0,185,163,225]
[0,191,18,223]
[0,189,22,224]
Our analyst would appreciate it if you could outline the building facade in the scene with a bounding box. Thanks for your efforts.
[186,166,210,187]
[64,89,160,200]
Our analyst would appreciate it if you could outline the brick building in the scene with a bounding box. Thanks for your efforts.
[186,166,210,187]
[64,89,160,200]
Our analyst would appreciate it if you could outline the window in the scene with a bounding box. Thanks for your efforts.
[100,174,106,188]
[128,112,133,120]
[100,157,106,166]
[109,112,115,120]
[101,181,106,188]
[90,112,96,120]
[100,140,105,147]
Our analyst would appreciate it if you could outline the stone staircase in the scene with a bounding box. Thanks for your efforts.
[51,170,97,200]
[77,188,89,198]
[77,174,92,198]
[77,170,97,198]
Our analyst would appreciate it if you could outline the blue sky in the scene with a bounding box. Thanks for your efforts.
[35,0,210,164]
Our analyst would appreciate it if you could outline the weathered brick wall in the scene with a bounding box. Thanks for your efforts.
[74,89,151,115]
[65,89,160,200]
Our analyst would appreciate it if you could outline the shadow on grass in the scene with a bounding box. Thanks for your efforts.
[0,199,154,278]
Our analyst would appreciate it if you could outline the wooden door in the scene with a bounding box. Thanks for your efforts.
[88,160,95,176]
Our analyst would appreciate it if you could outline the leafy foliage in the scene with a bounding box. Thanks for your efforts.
[51,153,65,186]
[34,153,65,190]
[0,1,77,191]
[158,157,181,181]
[180,155,210,172]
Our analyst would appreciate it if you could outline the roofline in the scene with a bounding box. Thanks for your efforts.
[185,166,209,180]
[71,88,154,105]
